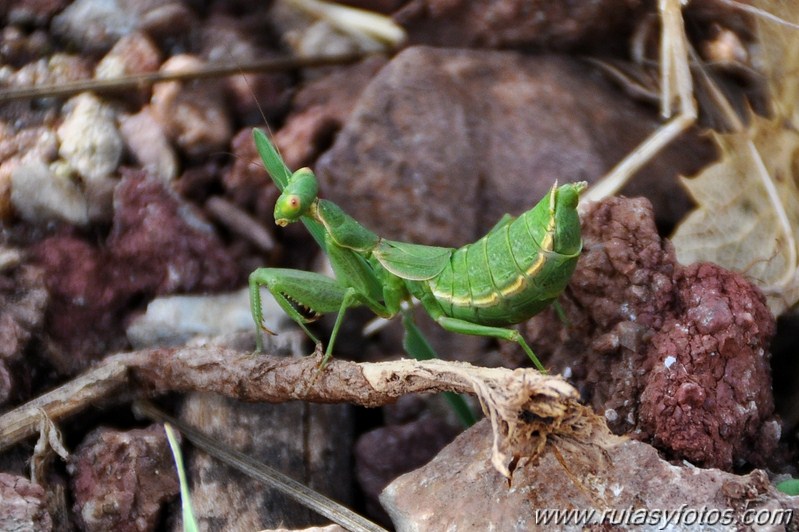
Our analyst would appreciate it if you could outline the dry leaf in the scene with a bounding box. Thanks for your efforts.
[671,2,799,315]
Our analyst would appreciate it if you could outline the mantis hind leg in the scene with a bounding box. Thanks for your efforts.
[434,315,546,372]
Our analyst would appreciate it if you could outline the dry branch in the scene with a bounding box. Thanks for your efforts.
[1,344,590,475]
[0,361,128,453]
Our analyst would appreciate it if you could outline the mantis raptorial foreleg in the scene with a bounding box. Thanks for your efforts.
[249,266,382,362]
[249,228,400,360]
[249,268,350,351]
[583,0,697,203]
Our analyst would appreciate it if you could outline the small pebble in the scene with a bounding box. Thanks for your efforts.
[126,288,289,348]
[150,54,232,159]
[119,107,178,182]
[94,31,161,80]
[57,93,123,182]
[51,0,136,54]
[10,160,89,225]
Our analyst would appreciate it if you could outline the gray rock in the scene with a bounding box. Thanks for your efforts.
[126,288,293,349]
[51,0,137,54]
[0,125,59,219]
[50,0,192,54]
[178,392,355,530]
[381,420,799,531]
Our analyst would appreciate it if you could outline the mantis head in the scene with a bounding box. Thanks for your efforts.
[274,168,318,226]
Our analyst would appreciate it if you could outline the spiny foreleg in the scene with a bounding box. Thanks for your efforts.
[248,267,354,353]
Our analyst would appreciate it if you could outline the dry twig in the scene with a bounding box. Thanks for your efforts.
[0,345,589,476]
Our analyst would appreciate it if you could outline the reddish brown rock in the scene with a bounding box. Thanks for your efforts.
[107,171,240,294]
[30,234,131,373]
[0,256,47,363]
[0,473,52,531]
[0,255,48,404]
[150,55,232,159]
[639,263,778,470]
[30,172,239,373]
[69,425,179,532]
[273,56,387,171]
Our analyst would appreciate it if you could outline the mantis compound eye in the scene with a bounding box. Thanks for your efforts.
[285,194,301,213]
[274,194,302,226]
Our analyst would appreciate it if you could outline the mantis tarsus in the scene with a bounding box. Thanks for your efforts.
[248,129,585,376]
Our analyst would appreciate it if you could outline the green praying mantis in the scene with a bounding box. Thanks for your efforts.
[248,128,585,376]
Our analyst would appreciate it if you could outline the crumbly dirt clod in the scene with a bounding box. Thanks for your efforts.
[639,262,778,470]
[0,255,48,405]
[0,473,53,531]
[523,196,779,470]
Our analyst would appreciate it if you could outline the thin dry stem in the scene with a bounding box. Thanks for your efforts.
[583,0,697,203]
[0,52,370,103]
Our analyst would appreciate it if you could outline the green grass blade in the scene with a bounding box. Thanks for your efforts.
[402,311,477,427]
[165,423,199,532]
[777,478,799,495]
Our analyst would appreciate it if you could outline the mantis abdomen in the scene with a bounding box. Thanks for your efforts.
[419,182,584,326]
